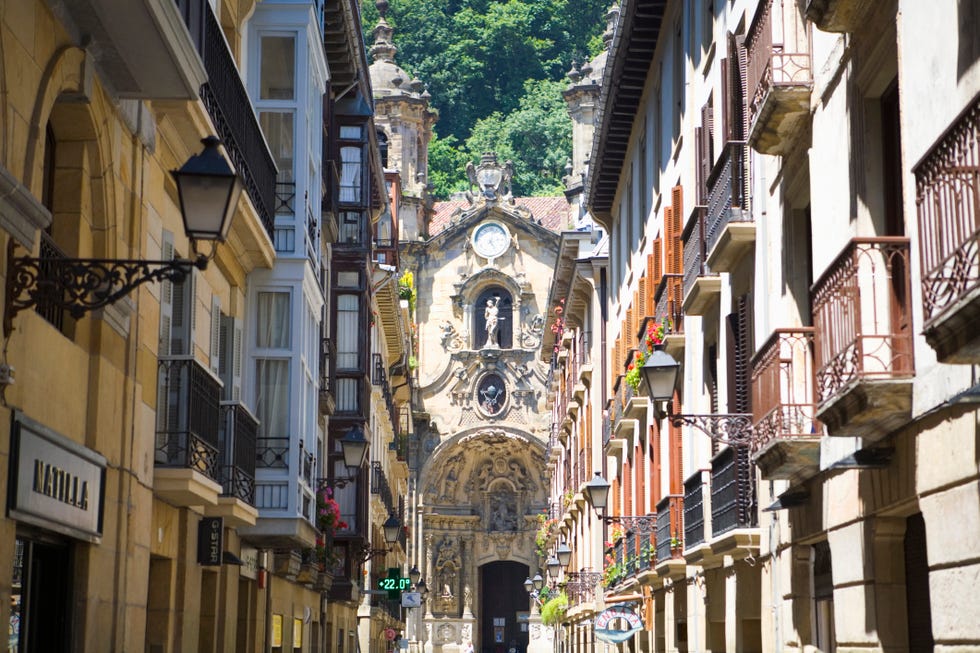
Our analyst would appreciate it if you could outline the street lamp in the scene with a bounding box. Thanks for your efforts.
[640,344,680,404]
[5,136,241,337]
[546,556,561,581]
[555,542,572,569]
[339,424,369,470]
[409,566,421,585]
[583,472,611,513]
[383,514,402,545]
[532,572,544,592]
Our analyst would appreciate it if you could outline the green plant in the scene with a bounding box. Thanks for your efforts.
[540,591,568,626]
[602,562,623,588]
[398,271,417,313]
[624,319,668,391]
[535,514,560,560]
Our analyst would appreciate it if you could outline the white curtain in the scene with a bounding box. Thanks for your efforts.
[255,359,289,438]
[336,294,358,368]
[256,291,291,349]
[340,146,361,203]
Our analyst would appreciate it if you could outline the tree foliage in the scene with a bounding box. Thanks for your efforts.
[361,0,608,197]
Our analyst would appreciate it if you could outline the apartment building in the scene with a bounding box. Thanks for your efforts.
[540,0,980,652]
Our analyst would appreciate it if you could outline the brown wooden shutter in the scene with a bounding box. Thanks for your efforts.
[721,53,731,141]
[651,240,663,287]
[638,278,647,320]
[669,186,684,274]
[701,95,714,193]
[695,126,705,204]
[726,293,753,414]
[735,34,749,140]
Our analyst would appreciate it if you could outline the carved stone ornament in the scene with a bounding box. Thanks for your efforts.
[464,152,514,205]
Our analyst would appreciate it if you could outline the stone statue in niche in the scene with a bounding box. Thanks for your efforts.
[484,298,500,348]
[520,314,545,348]
[434,535,460,613]
[489,492,517,532]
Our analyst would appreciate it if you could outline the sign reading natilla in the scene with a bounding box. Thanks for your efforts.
[9,412,105,542]
[33,458,90,510]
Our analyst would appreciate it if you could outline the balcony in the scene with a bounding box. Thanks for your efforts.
[751,328,822,479]
[154,356,222,507]
[914,97,980,363]
[682,207,721,315]
[745,0,812,155]
[705,142,754,272]
[805,0,868,33]
[654,495,684,578]
[655,273,685,356]
[683,471,707,552]
[566,569,602,608]
[198,6,277,238]
[709,445,759,555]
[210,401,259,527]
[812,238,914,441]
[321,160,341,243]
[56,0,206,99]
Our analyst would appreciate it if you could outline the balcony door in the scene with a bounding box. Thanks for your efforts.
[880,79,911,366]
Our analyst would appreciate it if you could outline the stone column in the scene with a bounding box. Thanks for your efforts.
[463,536,474,618]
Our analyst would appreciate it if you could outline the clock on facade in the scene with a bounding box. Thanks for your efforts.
[472,222,510,259]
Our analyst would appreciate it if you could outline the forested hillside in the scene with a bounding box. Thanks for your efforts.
[361,0,609,198]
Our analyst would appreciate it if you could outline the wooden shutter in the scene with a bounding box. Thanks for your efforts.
[638,278,647,320]
[667,187,684,274]
[210,296,221,376]
[726,293,753,414]
[158,231,175,357]
[701,96,714,200]
[219,315,244,402]
[734,34,749,141]
[651,239,663,287]
[664,207,676,275]
[721,54,731,141]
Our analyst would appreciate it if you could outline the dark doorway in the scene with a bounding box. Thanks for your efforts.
[904,513,934,653]
[11,536,72,653]
[479,561,530,653]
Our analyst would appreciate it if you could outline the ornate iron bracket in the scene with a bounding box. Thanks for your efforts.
[357,543,391,563]
[602,514,657,534]
[669,413,754,447]
[4,243,207,337]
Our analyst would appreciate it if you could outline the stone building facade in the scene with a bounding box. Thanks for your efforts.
[401,155,570,653]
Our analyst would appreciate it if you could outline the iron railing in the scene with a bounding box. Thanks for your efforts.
[710,445,757,535]
[156,356,221,481]
[655,273,685,334]
[197,6,276,238]
[750,328,820,452]
[705,141,751,255]
[275,181,296,216]
[914,96,980,329]
[655,495,683,562]
[219,401,258,504]
[322,160,340,216]
[371,461,395,515]
[683,472,706,548]
[745,0,813,128]
[256,437,289,468]
[682,207,712,300]
[811,238,914,405]
[565,569,602,604]
[36,232,68,332]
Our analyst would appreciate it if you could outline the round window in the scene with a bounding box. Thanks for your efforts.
[476,374,507,416]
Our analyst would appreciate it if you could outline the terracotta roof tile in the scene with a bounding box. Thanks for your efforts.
[429,196,570,236]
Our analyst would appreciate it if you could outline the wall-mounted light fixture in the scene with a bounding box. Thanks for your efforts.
[4,137,241,337]
[583,472,656,534]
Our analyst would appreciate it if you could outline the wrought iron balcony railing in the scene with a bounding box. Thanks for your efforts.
[745,0,813,154]
[257,437,289,469]
[812,238,914,404]
[655,495,683,562]
[219,401,258,504]
[655,273,685,335]
[565,569,602,605]
[704,141,752,261]
[750,328,821,477]
[156,356,221,481]
[197,6,276,237]
[914,96,980,362]
[710,445,757,536]
[683,471,706,549]
[371,461,395,515]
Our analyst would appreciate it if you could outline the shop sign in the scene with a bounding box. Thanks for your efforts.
[8,412,106,542]
[239,546,259,579]
[197,517,223,565]
[293,618,303,648]
[271,615,283,647]
[594,604,644,643]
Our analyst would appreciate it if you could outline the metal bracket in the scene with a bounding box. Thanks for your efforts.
[603,514,657,534]
[669,413,754,447]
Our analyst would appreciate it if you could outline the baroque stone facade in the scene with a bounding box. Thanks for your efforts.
[402,154,566,653]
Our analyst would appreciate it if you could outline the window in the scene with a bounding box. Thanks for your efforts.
[255,359,289,438]
[256,291,291,349]
[339,210,363,245]
[159,231,195,357]
[339,146,362,204]
[336,294,360,369]
[377,130,389,168]
[260,35,295,100]
[260,111,295,191]
[813,541,835,653]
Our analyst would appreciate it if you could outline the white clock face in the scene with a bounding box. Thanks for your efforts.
[473,223,509,258]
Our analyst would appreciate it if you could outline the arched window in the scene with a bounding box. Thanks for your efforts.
[378,130,389,168]
[474,286,513,349]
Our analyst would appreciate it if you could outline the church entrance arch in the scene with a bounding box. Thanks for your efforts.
[479,561,531,653]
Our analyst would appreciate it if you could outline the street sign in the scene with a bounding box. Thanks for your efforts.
[401,591,422,608]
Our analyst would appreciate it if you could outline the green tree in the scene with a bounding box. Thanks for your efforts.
[464,79,571,196]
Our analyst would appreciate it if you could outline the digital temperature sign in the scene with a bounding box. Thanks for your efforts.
[378,569,412,599]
